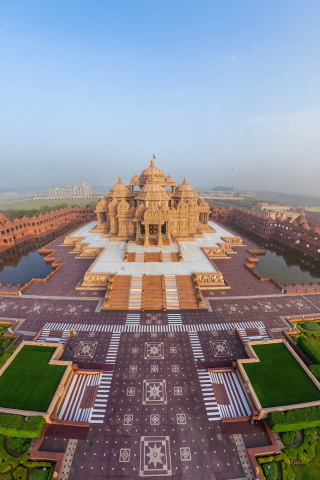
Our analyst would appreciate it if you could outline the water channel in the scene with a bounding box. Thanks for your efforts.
[229,224,320,285]
[0,247,53,286]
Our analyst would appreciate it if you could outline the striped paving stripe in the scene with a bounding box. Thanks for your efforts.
[237,327,271,344]
[209,371,251,418]
[188,332,205,361]
[167,313,183,324]
[89,372,113,424]
[43,321,265,333]
[198,369,221,421]
[37,329,70,344]
[105,332,121,363]
[126,313,141,325]
[59,373,100,422]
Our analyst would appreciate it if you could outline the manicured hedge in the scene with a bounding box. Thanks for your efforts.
[297,335,320,364]
[1,338,13,350]
[34,468,51,480]
[281,431,297,445]
[300,322,319,332]
[258,428,319,480]
[9,437,30,454]
[262,462,277,480]
[0,413,45,438]
[269,407,320,432]
[309,364,320,381]
[13,466,28,480]
[0,434,53,479]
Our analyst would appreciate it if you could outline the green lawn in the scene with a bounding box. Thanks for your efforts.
[0,197,100,211]
[293,440,320,480]
[0,345,66,412]
[243,343,320,408]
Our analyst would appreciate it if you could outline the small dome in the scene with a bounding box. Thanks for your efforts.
[140,159,166,184]
[175,178,198,198]
[96,197,108,211]
[108,177,131,197]
[130,174,140,185]
[136,182,169,201]
[165,175,176,184]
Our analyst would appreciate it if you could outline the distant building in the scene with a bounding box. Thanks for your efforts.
[48,183,92,199]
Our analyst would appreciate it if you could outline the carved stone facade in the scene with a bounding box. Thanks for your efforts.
[91,158,211,246]
[193,272,226,289]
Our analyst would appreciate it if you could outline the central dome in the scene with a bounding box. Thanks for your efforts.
[139,159,166,184]
[136,182,169,201]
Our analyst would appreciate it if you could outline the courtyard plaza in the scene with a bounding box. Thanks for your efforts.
[67,220,234,275]
[1,223,320,479]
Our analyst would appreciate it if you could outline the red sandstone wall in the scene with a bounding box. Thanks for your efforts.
[0,206,96,255]
[208,206,320,261]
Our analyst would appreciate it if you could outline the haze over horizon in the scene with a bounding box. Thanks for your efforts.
[1,1,320,196]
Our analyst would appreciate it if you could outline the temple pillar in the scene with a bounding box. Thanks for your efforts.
[157,224,163,247]
[144,223,150,247]
[167,223,172,243]
[135,221,140,241]
[97,212,103,226]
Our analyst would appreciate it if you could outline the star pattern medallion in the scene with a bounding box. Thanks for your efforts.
[140,436,172,476]
[143,379,167,405]
[144,343,164,360]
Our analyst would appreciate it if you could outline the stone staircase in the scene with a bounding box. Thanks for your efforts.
[141,275,164,310]
[164,275,180,310]
[176,276,199,309]
[162,252,172,262]
[128,275,143,310]
[107,275,131,309]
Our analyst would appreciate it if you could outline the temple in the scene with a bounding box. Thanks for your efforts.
[92,158,211,246]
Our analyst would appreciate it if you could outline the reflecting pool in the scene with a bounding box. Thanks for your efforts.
[230,225,320,285]
[0,248,53,286]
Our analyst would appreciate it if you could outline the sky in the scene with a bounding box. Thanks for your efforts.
[1,1,320,196]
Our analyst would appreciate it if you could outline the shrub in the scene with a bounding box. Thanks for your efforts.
[1,338,13,350]
[281,462,295,480]
[297,451,309,463]
[262,462,277,480]
[13,466,28,479]
[300,321,319,331]
[9,437,30,454]
[0,413,45,438]
[281,431,297,445]
[33,468,50,480]
[269,407,320,432]
[297,334,320,364]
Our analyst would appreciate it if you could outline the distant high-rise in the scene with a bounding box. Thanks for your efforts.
[48,183,92,199]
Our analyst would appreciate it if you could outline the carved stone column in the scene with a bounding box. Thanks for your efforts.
[167,222,172,243]
[157,223,163,247]
[97,212,103,226]
[144,223,150,247]
[135,221,140,242]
